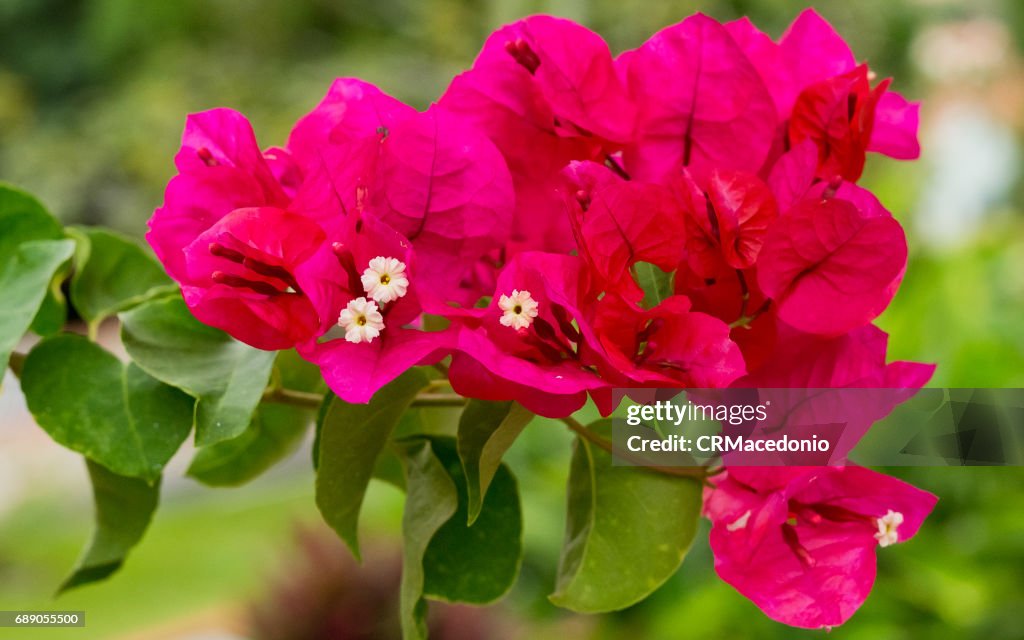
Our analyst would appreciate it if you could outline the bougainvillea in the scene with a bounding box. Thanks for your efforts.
[2,9,936,637]
[148,7,933,630]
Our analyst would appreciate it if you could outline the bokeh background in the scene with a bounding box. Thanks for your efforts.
[2,0,1024,638]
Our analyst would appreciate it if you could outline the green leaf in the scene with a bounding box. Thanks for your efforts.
[457,400,533,524]
[21,334,193,482]
[60,460,160,593]
[397,437,523,637]
[310,391,332,472]
[633,261,673,309]
[0,184,70,340]
[68,227,172,331]
[422,437,522,604]
[189,350,321,486]
[273,347,326,394]
[0,183,63,259]
[398,439,458,640]
[186,403,311,486]
[549,420,702,613]
[0,239,74,381]
[29,262,71,337]
[120,295,276,446]
[315,369,429,559]
[372,447,407,490]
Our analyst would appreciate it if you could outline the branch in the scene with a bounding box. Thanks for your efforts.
[260,387,467,410]
[410,393,466,408]
[560,415,709,481]
[261,387,323,409]
[729,299,772,330]
[7,351,27,378]
[561,414,615,454]
[604,154,631,181]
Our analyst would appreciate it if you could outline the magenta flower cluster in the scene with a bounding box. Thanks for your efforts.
[148,10,937,628]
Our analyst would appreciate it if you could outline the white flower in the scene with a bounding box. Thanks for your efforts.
[874,509,904,548]
[361,256,409,304]
[498,289,539,330]
[337,297,385,344]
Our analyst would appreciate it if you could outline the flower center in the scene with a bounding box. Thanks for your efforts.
[337,297,385,344]
[361,256,409,304]
[499,289,540,330]
[874,509,904,548]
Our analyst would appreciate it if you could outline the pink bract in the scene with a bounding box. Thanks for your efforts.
[621,13,777,183]
[704,466,937,629]
[757,196,907,336]
[447,251,609,418]
[149,108,290,283]
[438,15,635,256]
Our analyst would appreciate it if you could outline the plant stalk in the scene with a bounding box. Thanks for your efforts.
[560,415,709,481]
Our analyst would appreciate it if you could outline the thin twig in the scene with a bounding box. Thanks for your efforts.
[426,378,452,391]
[410,393,466,408]
[560,415,708,481]
[729,299,772,330]
[604,154,631,181]
[7,351,27,378]
[561,414,615,454]
[735,269,750,318]
[261,387,323,409]
[260,386,468,410]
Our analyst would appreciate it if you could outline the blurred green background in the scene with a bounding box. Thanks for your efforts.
[2,0,1023,638]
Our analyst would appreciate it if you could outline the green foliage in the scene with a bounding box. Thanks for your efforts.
[60,460,161,593]
[633,261,673,309]
[398,439,458,640]
[187,350,322,486]
[550,420,703,613]
[0,238,74,379]
[1,2,1023,637]
[186,404,310,487]
[29,258,72,337]
[0,185,71,338]
[422,437,523,604]
[315,370,429,559]
[21,334,193,483]
[0,183,63,257]
[0,183,73,380]
[120,295,276,446]
[397,436,522,638]
[457,399,533,525]
[67,226,172,333]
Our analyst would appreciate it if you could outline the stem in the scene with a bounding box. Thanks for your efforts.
[261,387,323,409]
[561,415,615,454]
[729,299,772,330]
[410,393,466,408]
[7,351,27,378]
[560,415,708,481]
[735,269,750,318]
[431,361,450,377]
[604,154,631,181]
[426,378,451,391]
[260,388,467,410]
